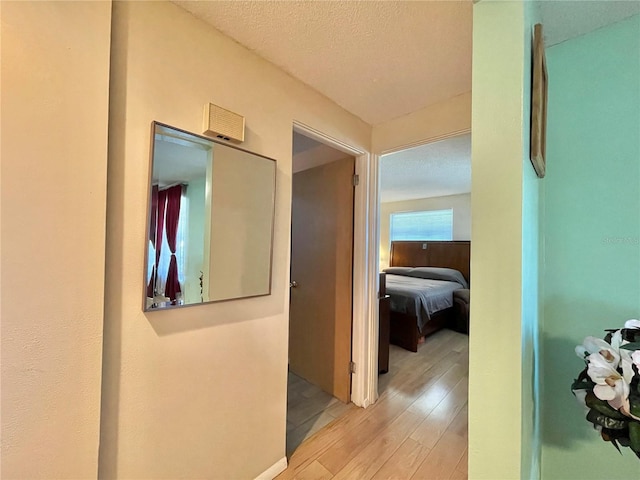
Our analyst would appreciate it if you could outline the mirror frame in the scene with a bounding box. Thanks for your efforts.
[143,121,277,311]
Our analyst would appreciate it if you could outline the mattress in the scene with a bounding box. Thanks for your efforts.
[385,274,464,332]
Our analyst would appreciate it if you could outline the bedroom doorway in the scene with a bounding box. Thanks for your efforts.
[286,129,356,454]
[372,130,471,473]
[376,131,471,381]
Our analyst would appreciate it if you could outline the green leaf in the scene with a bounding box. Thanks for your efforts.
[585,392,628,420]
[629,394,640,419]
[571,368,594,392]
[621,328,640,343]
[587,409,628,430]
[609,436,623,455]
[620,342,640,351]
[571,379,594,391]
[629,421,640,454]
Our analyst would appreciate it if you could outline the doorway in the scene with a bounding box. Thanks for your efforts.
[286,129,356,454]
[376,132,471,365]
[375,132,471,471]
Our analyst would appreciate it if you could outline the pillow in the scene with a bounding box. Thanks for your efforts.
[382,267,414,275]
[405,267,469,288]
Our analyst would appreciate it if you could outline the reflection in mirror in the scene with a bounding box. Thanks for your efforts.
[145,122,276,310]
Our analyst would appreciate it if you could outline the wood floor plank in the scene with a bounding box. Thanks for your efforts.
[407,355,466,417]
[451,334,468,353]
[293,460,334,480]
[370,438,431,480]
[446,403,468,439]
[378,344,460,408]
[316,393,415,474]
[384,331,455,384]
[454,448,468,475]
[409,376,469,449]
[330,410,422,480]
[449,468,467,480]
[411,431,467,480]
[278,403,376,479]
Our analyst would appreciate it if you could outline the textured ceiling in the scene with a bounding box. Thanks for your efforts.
[174,0,473,125]
[540,1,640,46]
[380,133,471,203]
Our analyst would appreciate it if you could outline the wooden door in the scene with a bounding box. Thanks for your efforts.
[289,157,355,403]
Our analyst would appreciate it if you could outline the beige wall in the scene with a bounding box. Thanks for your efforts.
[0,1,112,478]
[372,91,471,154]
[209,145,275,301]
[379,194,471,268]
[100,2,370,479]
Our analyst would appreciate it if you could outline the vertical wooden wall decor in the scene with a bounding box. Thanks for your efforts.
[530,23,548,178]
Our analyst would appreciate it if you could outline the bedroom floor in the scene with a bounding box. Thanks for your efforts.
[278,328,469,479]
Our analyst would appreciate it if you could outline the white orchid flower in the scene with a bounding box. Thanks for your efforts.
[575,336,620,364]
[587,350,633,411]
[573,321,640,434]
[624,319,640,329]
[632,350,640,370]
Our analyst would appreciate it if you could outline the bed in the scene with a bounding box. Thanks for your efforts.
[383,240,470,352]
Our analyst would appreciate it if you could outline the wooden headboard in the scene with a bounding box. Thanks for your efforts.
[389,241,471,284]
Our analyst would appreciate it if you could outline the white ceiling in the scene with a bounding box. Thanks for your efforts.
[153,134,210,187]
[174,0,473,125]
[380,133,471,203]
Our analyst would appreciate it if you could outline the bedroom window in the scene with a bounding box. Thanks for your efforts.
[390,209,453,241]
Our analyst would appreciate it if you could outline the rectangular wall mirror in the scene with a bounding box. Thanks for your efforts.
[144,122,277,310]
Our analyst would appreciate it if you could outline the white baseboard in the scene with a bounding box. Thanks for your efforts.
[254,456,288,480]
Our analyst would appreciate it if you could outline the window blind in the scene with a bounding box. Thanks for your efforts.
[390,209,453,241]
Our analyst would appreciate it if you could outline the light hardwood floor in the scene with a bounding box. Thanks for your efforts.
[279,329,469,480]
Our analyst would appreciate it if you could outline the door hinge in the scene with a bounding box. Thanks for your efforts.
[349,361,356,374]
[352,174,359,186]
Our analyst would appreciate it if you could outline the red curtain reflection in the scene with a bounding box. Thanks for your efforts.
[163,185,182,302]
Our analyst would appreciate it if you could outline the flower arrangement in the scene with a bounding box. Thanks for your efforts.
[572,319,640,459]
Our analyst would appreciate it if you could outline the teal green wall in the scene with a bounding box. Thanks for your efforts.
[522,4,542,479]
[542,14,640,479]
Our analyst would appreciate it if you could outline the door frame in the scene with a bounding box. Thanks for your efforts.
[292,121,379,408]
